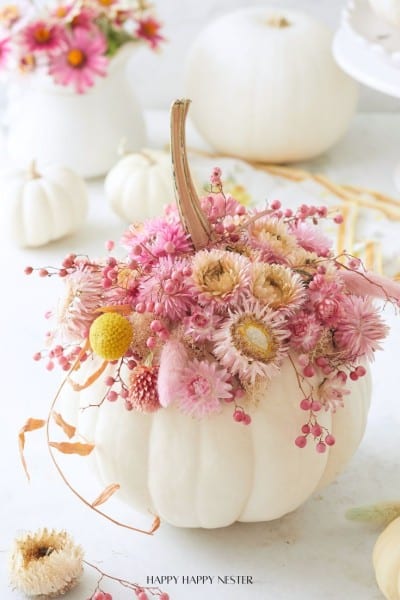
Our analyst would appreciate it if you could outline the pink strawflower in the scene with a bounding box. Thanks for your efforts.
[0,37,10,68]
[288,310,322,352]
[121,218,191,265]
[49,28,107,93]
[21,20,66,53]
[175,359,233,418]
[137,256,193,320]
[135,16,164,49]
[213,300,290,384]
[318,372,351,412]
[308,274,344,325]
[334,296,389,361]
[290,221,332,257]
[247,216,298,264]
[183,308,224,343]
[200,193,244,223]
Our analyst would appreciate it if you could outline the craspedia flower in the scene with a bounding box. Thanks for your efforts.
[213,301,290,384]
[251,263,306,311]
[191,249,251,310]
[128,365,160,412]
[8,528,83,598]
[89,312,133,360]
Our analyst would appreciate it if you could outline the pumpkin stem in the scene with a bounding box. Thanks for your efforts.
[266,16,291,28]
[28,160,41,180]
[170,99,214,250]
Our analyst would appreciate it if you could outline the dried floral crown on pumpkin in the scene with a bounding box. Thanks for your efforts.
[26,166,400,453]
[0,0,164,93]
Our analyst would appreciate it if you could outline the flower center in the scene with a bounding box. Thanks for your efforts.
[55,5,69,17]
[188,376,211,398]
[232,317,277,363]
[34,26,51,43]
[202,260,236,296]
[97,0,116,6]
[67,48,86,68]
[141,20,159,37]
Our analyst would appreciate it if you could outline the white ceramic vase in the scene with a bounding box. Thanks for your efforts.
[5,45,146,178]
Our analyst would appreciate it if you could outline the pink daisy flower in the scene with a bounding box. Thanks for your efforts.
[334,296,389,361]
[290,221,332,257]
[49,28,107,94]
[20,20,66,53]
[53,5,98,30]
[287,310,322,352]
[183,308,224,343]
[175,359,233,418]
[135,16,164,49]
[0,37,10,68]
[213,300,290,384]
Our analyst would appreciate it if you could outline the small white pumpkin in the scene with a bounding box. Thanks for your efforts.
[369,0,400,27]
[185,8,358,162]
[373,516,400,599]
[0,163,88,248]
[105,150,176,223]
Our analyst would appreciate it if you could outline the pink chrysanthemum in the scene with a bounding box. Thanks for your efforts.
[183,308,224,343]
[21,20,65,53]
[318,372,351,412]
[290,221,332,257]
[334,296,389,361]
[137,256,193,320]
[135,16,164,49]
[49,28,107,93]
[0,37,10,68]
[128,365,160,413]
[121,218,191,265]
[191,249,251,311]
[287,310,322,352]
[175,359,232,418]
[213,300,290,384]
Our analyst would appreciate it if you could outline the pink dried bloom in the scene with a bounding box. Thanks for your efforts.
[308,274,344,325]
[290,221,332,257]
[20,20,66,53]
[213,300,290,384]
[334,296,389,361]
[318,372,351,412]
[190,249,251,311]
[121,218,191,265]
[175,359,233,418]
[49,28,107,94]
[135,16,164,49]
[105,266,140,306]
[251,263,306,311]
[247,216,298,263]
[183,308,224,343]
[288,310,322,352]
[129,365,160,412]
[137,256,193,320]
[200,193,245,222]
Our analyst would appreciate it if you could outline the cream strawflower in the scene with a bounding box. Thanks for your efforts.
[251,263,306,311]
[248,217,298,262]
[9,528,83,598]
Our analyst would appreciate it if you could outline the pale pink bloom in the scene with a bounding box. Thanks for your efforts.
[0,37,10,68]
[318,372,351,412]
[135,16,164,49]
[334,296,389,361]
[137,256,193,320]
[213,300,290,384]
[308,274,344,325]
[20,20,66,53]
[200,192,244,222]
[247,216,298,264]
[53,4,98,30]
[290,221,332,257]
[158,339,189,407]
[122,218,191,265]
[183,308,224,343]
[339,269,400,304]
[251,262,306,312]
[49,28,107,93]
[288,310,322,352]
[175,359,233,418]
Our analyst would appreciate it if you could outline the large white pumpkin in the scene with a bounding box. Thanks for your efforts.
[185,7,359,163]
[0,163,88,247]
[59,359,371,528]
[369,0,400,27]
[373,516,400,599]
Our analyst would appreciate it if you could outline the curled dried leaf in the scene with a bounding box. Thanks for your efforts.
[49,441,95,456]
[92,483,121,508]
[95,304,133,314]
[150,515,161,534]
[19,418,46,481]
[52,412,76,439]
[68,360,108,391]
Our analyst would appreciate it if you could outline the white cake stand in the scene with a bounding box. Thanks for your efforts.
[333,0,400,189]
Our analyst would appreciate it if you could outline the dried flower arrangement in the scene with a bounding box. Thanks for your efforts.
[9,528,169,599]
[0,0,164,93]
[24,100,400,460]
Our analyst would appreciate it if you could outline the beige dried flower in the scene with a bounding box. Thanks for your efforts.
[9,528,83,598]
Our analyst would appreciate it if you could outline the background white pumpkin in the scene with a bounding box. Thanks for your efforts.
[0,163,88,248]
[369,0,400,27]
[105,149,176,223]
[373,516,400,600]
[59,359,371,529]
[185,7,359,163]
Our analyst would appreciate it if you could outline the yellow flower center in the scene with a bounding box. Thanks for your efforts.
[0,4,19,25]
[34,26,51,43]
[97,0,116,6]
[67,48,86,68]
[55,5,68,17]
[232,317,277,363]
[89,312,133,360]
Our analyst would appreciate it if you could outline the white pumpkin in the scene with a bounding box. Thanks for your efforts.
[369,0,400,27]
[0,163,88,248]
[59,359,371,529]
[185,8,359,163]
[105,150,176,223]
[373,517,400,599]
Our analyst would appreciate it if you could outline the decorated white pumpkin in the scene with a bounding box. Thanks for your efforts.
[0,163,88,247]
[105,150,176,223]
[373,517,400,599]
[185,8,358,162]
[369,0,400,27]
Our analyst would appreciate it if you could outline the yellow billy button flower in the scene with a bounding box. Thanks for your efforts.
[89,312,133,360]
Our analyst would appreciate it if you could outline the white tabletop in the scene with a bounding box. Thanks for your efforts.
[1,111,400,600]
